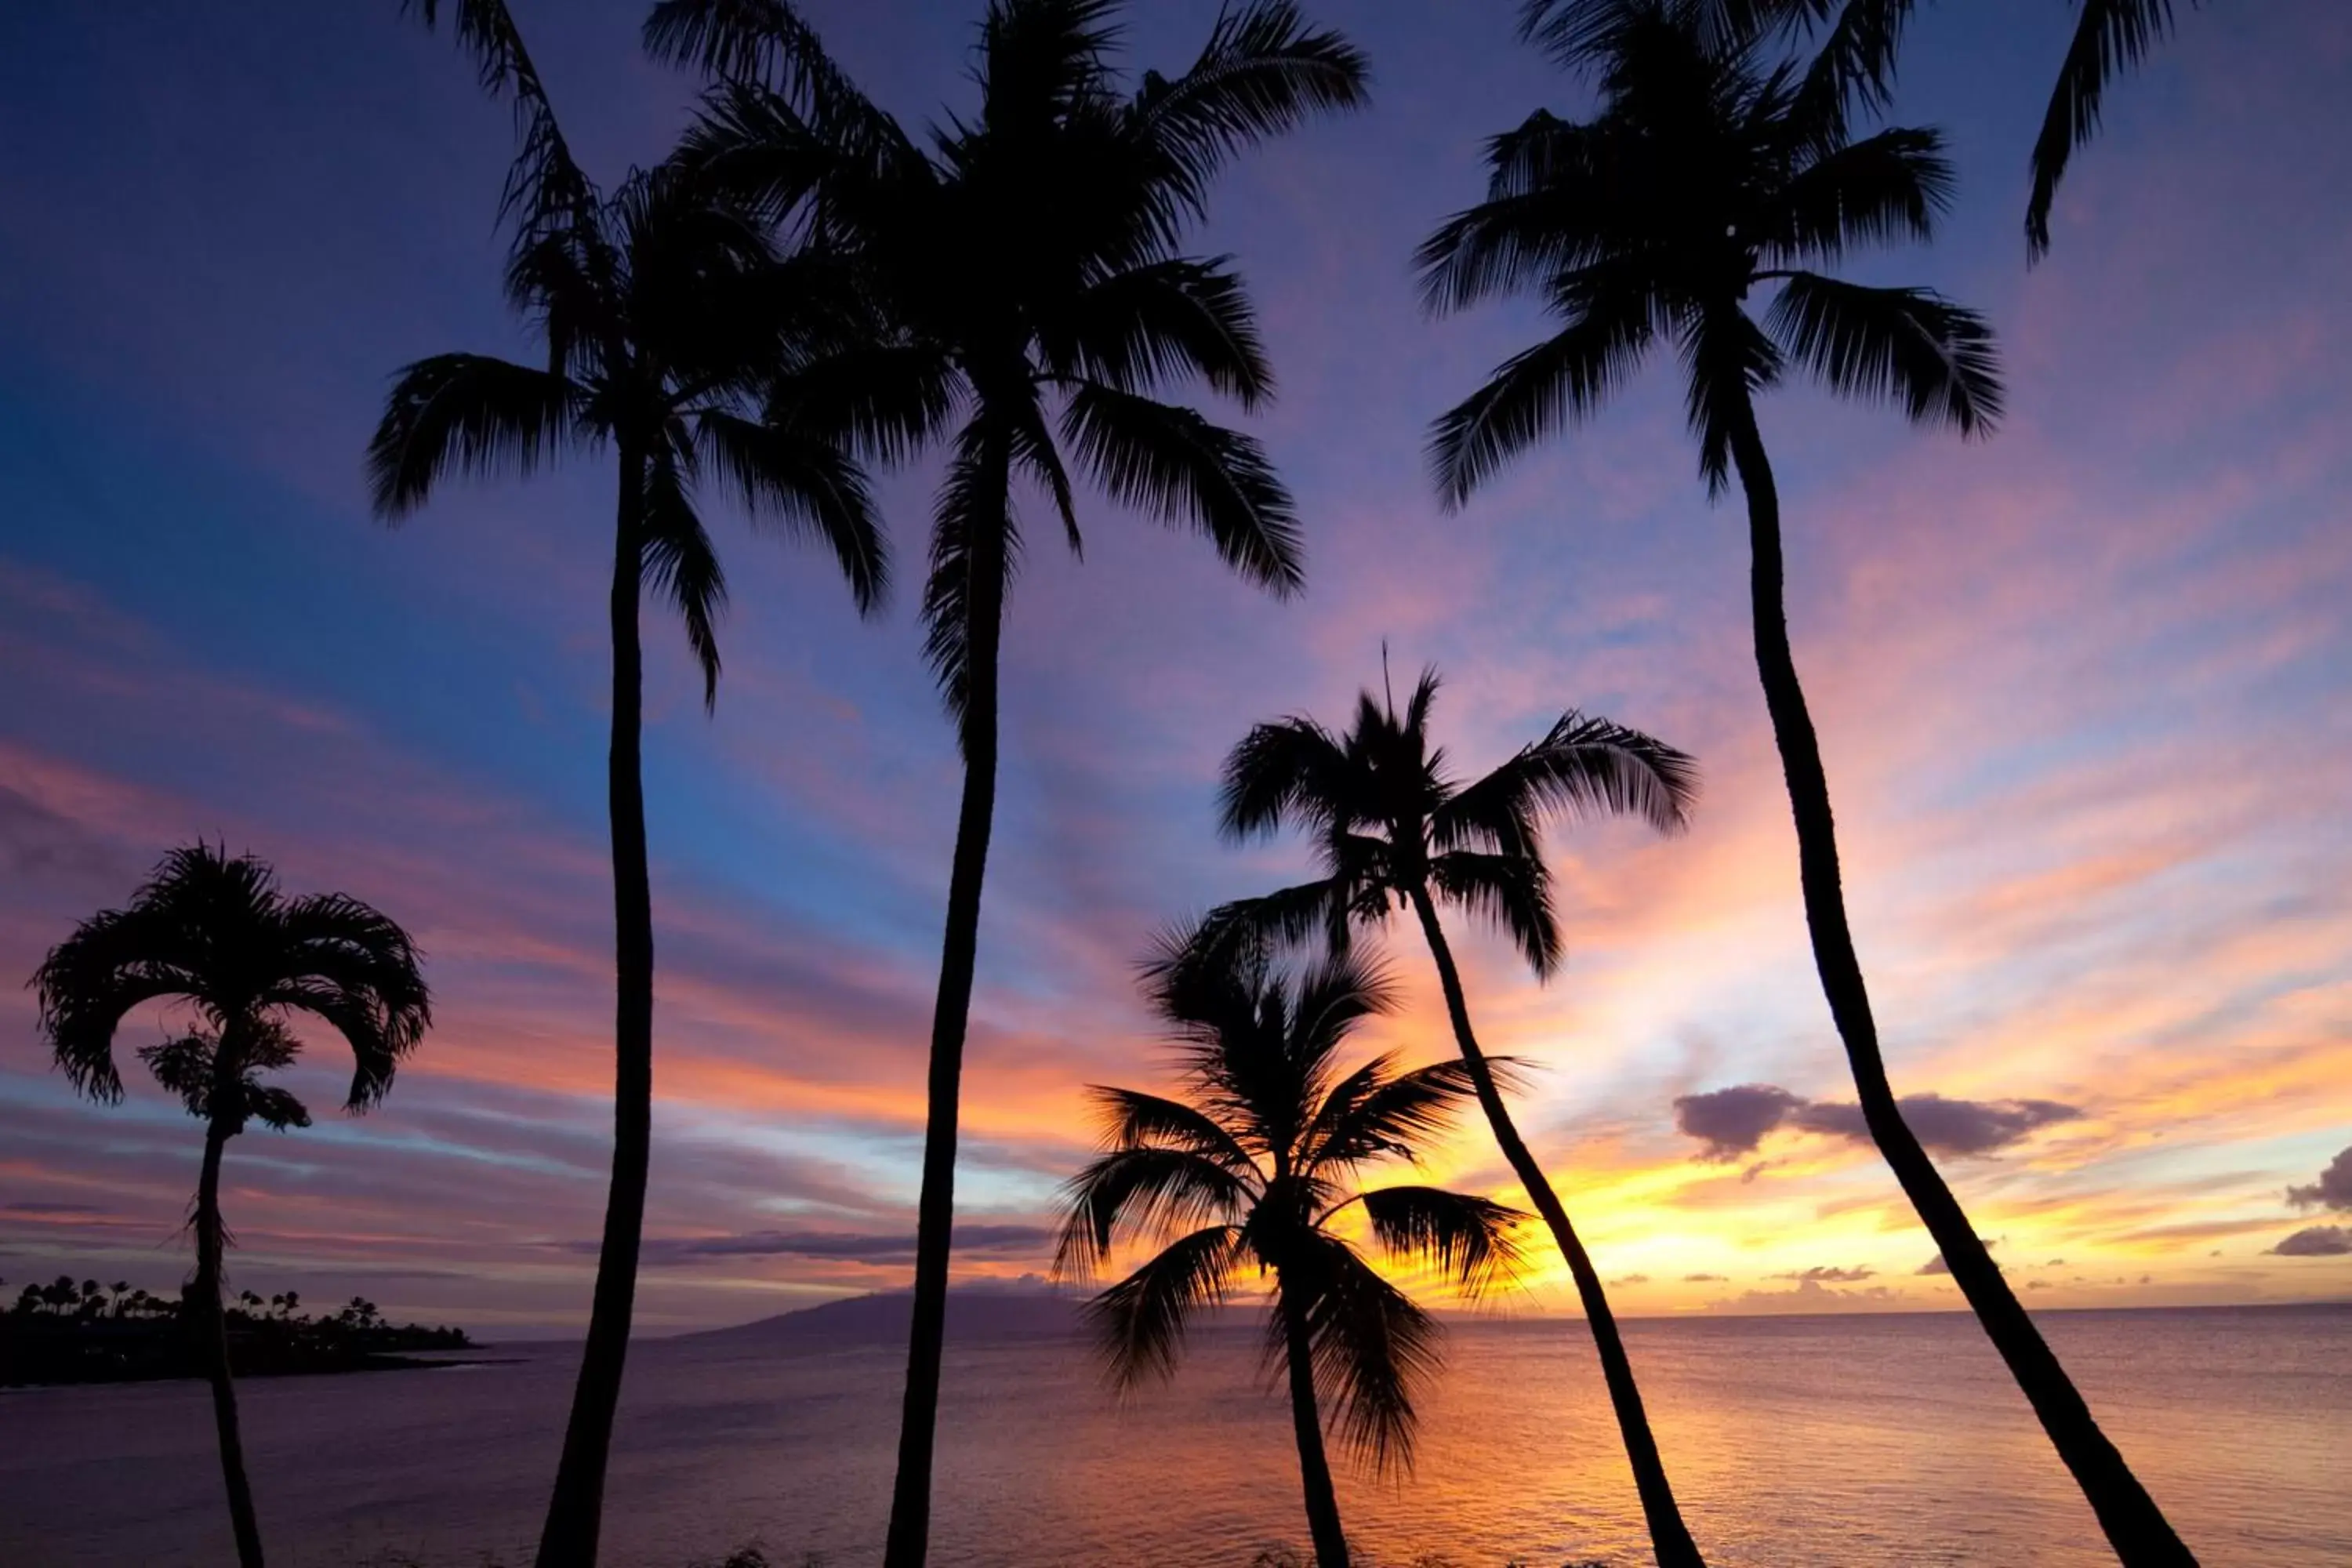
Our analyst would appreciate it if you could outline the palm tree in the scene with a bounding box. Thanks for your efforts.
[647,5,1367,1561]
[1519,0,2198,258]
[1420,13,2194,1563]
[1057,927,1524,1568]
[1201,666,1707,1567]
[32,843,430,1568]
[379,8,887,1565]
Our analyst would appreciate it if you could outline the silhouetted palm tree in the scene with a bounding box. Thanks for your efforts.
[1058,927,1523,1568]
[1421,13,2194,1564]
[32,843,430,1568]
[378,8,887,1565]
[648,5,1366,1561]
[1521,0,2199,258]
[1200,667,1706,1566]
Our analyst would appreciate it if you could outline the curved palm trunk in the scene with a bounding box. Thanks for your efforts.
[883,434,1012,1568]
[1276,1279,1351,1568]
[1407,887,1704,1568]
[537,445,655,1568]
[1725,405,2194,1566]
[191,1115,266,1568]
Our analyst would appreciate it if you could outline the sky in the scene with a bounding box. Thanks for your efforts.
[1,0,2348,1337]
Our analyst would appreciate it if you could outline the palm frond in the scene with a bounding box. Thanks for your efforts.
[404,0,599,249]
[1765,272,2002,435]
[1678,306,1784,495]
[1763,125,1952,266]
[1429,271,1663,509]
[640,448,728,709]
[1293,1232,1441,1472]
[1216,716,1350,842]
[367,354,578,519]
[1054,257,1273,408]
[1361,1184,1529,1300]
[1440,710,1698,851]
[1428,849,1563,977]
[1306,1058,1489,1172]
[1057,1146,1256,1282]
[919,419,1018,742]
[2028,0,2183,260]
[1061,383,1302,597]
[694,408,887,612]
[1130,1,1370,221]
[1085,1223,1243,1388]
[136,1033,216,1119]
[269,892,432,1112]
[768,345,960,470]
[1087,1087,1257,1175]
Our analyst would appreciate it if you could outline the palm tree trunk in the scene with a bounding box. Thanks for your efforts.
[1725,403,2194,1566]
[1276,1279,1350,1568]
[883,431,1013,1568]
[191,1113,265,1568]
[537,444,656,1568]
[1407,886,1704,1568]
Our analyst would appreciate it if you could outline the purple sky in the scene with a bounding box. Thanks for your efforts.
[2,1,2350,1334]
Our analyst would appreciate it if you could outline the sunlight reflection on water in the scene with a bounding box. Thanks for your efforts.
[2,1305,2345,1566]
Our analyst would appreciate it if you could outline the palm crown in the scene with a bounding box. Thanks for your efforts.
[1210,668,1697,975]
[372,3,887,705]
[1421,5,2001,503]
[1058,929,1524,1469]
[659,0,1369,729]
[34,843,431,1127]
[1519,0,2194,259]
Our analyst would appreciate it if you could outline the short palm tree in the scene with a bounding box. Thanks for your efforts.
[1519,0,2198,258]
[32,843,430,1568]
[1200,666,1706,1566]
[1421,12,2192,1563]
[1058,928,1524,1568]
[379,8,886,1565]
[648,5,1367,1561]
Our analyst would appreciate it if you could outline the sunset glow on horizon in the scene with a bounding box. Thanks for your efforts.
[3,0,2350,1338]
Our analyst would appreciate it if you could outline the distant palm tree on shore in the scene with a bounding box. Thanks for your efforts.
[1200,666,1706,1566]
[379,6,887,1563]
[1058,926,1524,1568]
[33,842,430,1568]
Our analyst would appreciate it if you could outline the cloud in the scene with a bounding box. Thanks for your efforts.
[601,1224,1058,1267]
[2267,1226,2351,1257]
[1674,1084,2082,1160]
[1682,1272,1726,1283]
[2287,1145,2352,1211]
[1915,1237,1999,1276]
[1610,1272,1651,1286]
[1777,1265,1875,1283]
[1672,1084,1803,1162]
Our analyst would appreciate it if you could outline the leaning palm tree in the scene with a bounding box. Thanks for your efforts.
[32,843,430,1568]
[379,8,887,1565]
[1201,666,1706,1567]
[648,5,1367,1561]
[1520,0,2201,258]
[1058,927,1524,1568]
[1421,12,2193,1563]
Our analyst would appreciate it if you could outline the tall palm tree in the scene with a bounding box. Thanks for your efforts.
[1057,927,1524,1568]
[379,8,887,1564]
[1201,667,1706,1567]
[1520,0,2200,258]
[31,843,430,1568]
[648,5,1367,1562]
[1420,13,2194,1563]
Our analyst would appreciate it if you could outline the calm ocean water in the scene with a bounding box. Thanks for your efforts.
[2,1305,2345,1566]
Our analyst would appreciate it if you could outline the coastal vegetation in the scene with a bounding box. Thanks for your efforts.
[16,1,2253,1566]
[0,1276,471,1387]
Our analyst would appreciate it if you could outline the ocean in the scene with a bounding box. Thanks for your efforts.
[2,1305,2346,1566]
